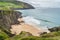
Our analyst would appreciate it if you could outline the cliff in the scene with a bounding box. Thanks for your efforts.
[0,10,22,32]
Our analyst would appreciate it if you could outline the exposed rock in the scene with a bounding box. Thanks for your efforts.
[0,10,22,31]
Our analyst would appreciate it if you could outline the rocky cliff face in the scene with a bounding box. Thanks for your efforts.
[0,10,22,31]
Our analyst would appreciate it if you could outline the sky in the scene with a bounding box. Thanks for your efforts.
[18,0,60,8]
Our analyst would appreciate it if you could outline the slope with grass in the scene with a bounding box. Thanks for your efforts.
[0,29,60,40]
[0,29,10,40]
[0,1,34,10]
[11,31,60,40]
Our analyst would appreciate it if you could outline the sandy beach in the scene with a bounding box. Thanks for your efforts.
[10,18,50,36]
[10,18,43,36]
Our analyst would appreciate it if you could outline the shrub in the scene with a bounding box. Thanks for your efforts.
[0,30,10,40]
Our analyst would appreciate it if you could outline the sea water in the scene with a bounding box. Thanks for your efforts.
[18,0,60,28]
[20,8,60,28]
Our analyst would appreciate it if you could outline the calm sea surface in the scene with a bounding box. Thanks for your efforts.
[20,8,60,28]
[18,0,60,28]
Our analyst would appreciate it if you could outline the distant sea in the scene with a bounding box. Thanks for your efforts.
[17,0,60,28]
[20,8,60,28]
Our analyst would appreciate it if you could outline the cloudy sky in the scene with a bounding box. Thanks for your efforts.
[18,0,60,8]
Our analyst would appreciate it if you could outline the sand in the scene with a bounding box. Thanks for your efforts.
[10,18,42,36]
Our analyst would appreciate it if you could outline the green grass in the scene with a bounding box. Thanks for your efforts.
[0,30,10,40]
[0,1,24,10]
[10,31,60,40]
[41,31,60,37]
[0,29,60,40]
[13,36,59,40]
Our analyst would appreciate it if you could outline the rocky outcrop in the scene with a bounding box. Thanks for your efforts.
[0,10,22,31]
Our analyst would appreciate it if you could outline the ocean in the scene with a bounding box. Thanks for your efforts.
[18,0,60,28]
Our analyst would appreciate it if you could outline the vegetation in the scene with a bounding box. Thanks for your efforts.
[0,29,10,40]
[0,26,60,40]
[0,30,60,40]
[0,0,60,40]
[0,0,34,37]
[10,31,60,40]
[0,0,16,1]
[0,1,33,40]
[0,1,24,10]
[0,1,34,11]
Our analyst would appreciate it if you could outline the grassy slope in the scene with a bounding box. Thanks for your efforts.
[0,29,10,40]
[0,2,23,10]
[0,1,34,11]
[0,29,60,40]
[10,31,60,40]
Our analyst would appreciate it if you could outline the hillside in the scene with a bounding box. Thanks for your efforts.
[0,29,10,40]
[0,26,60,40]
[11,31,60,40]
[0,1,34,10]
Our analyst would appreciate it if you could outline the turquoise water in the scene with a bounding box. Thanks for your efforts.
[20,8,60,28]
[18,0,60,28]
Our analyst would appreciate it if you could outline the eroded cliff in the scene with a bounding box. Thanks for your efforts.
[0,10,22,32]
